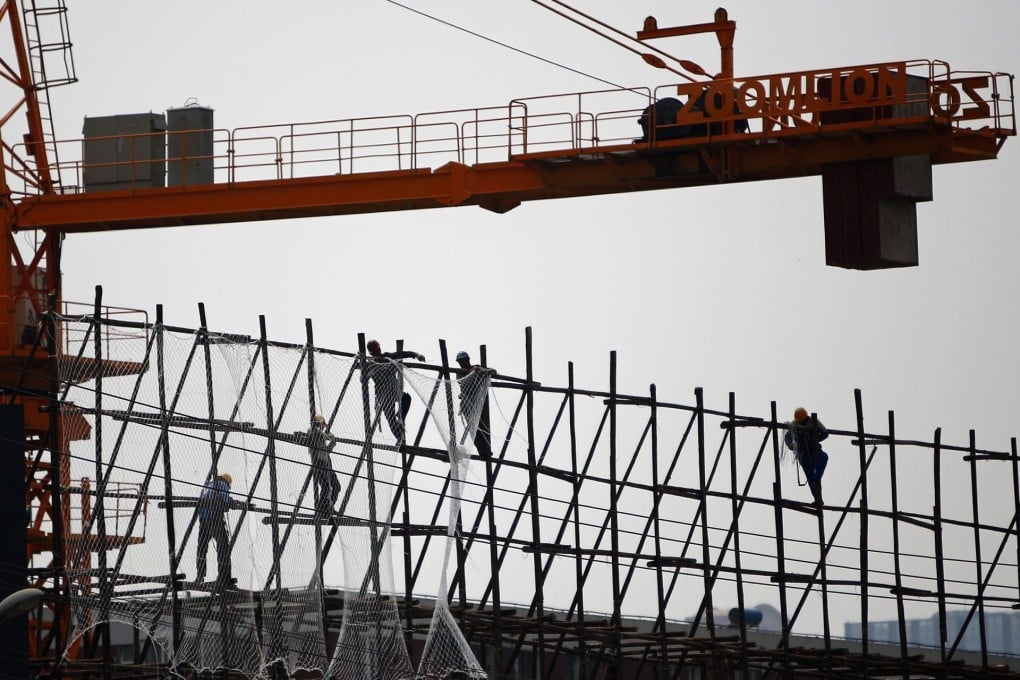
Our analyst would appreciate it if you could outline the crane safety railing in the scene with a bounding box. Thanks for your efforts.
[0,295,147,364]
[65,478,148,548]
[59,300,149,365]
[8,59,1015,197]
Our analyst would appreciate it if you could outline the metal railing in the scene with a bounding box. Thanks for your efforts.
[59,301,148,365]
[7,59,1015,197]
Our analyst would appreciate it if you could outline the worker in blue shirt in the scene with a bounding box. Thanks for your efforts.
[784,407,829,505]
[196,472,242,583]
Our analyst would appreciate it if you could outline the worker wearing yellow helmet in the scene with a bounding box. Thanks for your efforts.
[196,471,242,584]
[784,407,829,506]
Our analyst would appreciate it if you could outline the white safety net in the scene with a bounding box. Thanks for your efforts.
[53,317,495,679]
[404,362,494,679]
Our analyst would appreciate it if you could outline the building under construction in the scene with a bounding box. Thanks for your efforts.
[5,305,1018,679]
[0,2,1017,679]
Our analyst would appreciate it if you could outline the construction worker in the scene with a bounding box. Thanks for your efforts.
[455,350,495,457]
[307,413,341,517]
[196,472,242,583]
[784,407,829,505]
[365,339,425,441]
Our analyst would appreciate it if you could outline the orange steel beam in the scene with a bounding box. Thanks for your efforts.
[637,8,736,81]
[13,125,996,234]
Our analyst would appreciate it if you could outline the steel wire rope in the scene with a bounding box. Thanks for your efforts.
[13,533,1017,618]
[44,363,710,548]
[527,0,700,82]
[531,549,1020,616]
[27,384,1020,591]
[483,385,1020,579]
[39,333,1020,664]
[26,420,1020,663]
[41,432,1020,604]
[382,0,643,92]
[23,336,1020,592]
[39,447,1020,649]
[25,374,1020,592]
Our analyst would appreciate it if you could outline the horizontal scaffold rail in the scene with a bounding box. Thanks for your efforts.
[38,312,1020,680]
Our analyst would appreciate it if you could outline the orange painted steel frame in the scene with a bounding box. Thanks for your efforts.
[10,63,1010,236]
[0,0,69,665]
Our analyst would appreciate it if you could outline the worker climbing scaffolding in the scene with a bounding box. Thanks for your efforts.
[306,414,341,518]
[455,350,496,457]
[784,407,829,505]
[364,339,426,442]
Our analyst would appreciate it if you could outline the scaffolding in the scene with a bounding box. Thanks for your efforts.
[18,299,1020,680]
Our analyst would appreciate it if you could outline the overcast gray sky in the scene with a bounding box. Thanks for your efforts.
[48,0,1020,634]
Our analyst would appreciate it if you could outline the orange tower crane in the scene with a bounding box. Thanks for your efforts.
[0,1,1013,669]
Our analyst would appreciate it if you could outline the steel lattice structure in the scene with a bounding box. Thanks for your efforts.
[11,299,1018,679]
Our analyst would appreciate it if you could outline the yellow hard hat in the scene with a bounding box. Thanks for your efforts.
[219,472,233,486]
[793,407,808,422]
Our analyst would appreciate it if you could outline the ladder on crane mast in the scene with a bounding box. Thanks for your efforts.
[20,0,76,193]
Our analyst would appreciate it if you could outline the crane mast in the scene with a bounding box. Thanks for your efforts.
[0,0,75,670]
[0,2,1013,675]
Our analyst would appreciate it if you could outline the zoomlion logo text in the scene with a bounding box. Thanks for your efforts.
[673,62,994,128]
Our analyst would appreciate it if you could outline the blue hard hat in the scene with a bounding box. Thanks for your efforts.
[456,351,470,361]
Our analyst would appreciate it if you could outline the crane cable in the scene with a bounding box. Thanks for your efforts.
[528,0,701,83]
[381,0,631,91]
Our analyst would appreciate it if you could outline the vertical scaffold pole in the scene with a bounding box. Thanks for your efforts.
[523,327,545,676]
[198,304,229,667]
[1012,438,1020,611]
[354,332,382,596]
[650,384,666,680]
[769,401,791,677]
[813,419,830,674]
[45,299,65,669]
[304,317,331,650]
[727,393,748,675]
[259,317,282,595]
[481,344,505,678]
[155,306,179,653]
[933,428,947,670]
[608,351,621,677]
[438,340,468,610]
[695,387,715,649]
[89,288,111,677]
[968,430,988,672]
[889,410,909,673]
[854,389,869,663]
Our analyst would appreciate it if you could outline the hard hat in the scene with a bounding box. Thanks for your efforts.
[456,351,470,362]
[313,413,326,424]
[219,472,233,486]
[793,407,808,422]
[366,339,381,353]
